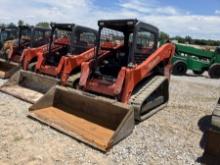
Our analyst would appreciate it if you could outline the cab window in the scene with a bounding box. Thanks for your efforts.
[135,28,156,55]
[79,32,96,47]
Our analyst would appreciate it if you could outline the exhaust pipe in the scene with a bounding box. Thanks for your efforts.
[29,86,134,152]
[0,70,59,103]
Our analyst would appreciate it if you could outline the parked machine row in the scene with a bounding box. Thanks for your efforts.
[0,23,97,103]
[0,25,51,78]
[0,19,219,153]
[0,19,175,151]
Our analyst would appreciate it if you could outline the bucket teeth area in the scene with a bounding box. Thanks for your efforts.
[0,70,58,103]
[0,59,20,79]
[29,86,134,151]
[31,106,115,149]
[1,84,44,103]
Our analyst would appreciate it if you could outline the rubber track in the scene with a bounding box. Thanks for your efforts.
[211,100,220,128]
[129,76,167,120]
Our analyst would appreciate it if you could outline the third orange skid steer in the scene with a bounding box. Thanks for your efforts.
[0,25,50,78]
[0,23,97,103]
[28,19,175,151]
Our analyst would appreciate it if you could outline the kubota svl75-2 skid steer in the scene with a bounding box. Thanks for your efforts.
[28,19,175,152]
[0,25,50,78]
[28,23,97,86]
[0,23,97,103]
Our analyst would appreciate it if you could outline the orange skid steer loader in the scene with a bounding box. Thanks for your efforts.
[0,23,97,103]
[29,19,175,151]
[0,25,50,78]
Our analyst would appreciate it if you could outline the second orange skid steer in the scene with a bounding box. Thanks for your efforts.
[0,23,97,103]
[28,19,175,151]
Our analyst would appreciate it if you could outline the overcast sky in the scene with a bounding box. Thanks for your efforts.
[0,0,220,40]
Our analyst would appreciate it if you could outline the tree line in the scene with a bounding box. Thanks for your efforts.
[0,20,50,29]
[160,31,220,46]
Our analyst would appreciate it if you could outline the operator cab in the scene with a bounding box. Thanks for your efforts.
[17,26,50,48]
[30,27,51,47]
[0,25,51,61]
[94,19,159,79]
[8,25,51,59]
[45,23,97,66]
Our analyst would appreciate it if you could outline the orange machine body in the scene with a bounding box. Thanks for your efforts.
[79,43,175,103]
[21,37,96,85]
[3,26,50,64]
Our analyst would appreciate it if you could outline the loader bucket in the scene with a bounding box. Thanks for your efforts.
[205,128,220,156]
[29,86,134,152]
[0,59,20,79]
[205,98,220,156]
[0,70,59,103]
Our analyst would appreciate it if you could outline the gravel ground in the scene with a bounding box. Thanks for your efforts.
[0,72,220,165]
